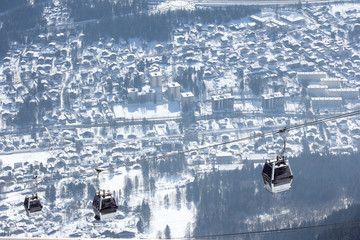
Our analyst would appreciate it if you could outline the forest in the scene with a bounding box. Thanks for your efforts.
[186,151,360,239]
[0,0,27,12]
[0,0,262,58]
[65,0,261,43]
[0,0,46,56]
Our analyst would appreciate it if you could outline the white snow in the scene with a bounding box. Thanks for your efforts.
[149,204,195,238]
[0,151,55,167]
[113,102,180,119]
[155,0,195,13]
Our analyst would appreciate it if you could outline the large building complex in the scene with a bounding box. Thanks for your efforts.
[211,94,234,112]
[262,92,284,111]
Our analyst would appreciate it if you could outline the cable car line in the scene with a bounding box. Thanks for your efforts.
[17,109,360,186]
[146,109,360,162]
[15,109,360,182]
[165,220,360,240]
[18,109,360,216]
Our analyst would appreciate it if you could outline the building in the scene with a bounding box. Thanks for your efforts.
[128,87,155,103]
[271,19,288,31]
[128,88,138,102]
[327,88,359,99]
[161,142,173,152]
[161,141,184,152]
[138,89,155,103]
[215,152,233,164]
[181,92,195,112]
[265,22,278,34]
[320,78,343,88]
[297,72,327,84]
[167,82,181,100]
[262,92,284,111]
[149,71,163,88]
[166,121,179,135]
[307,85,328,97]
[211,93,234,112]
[250,15,266,27]
[287,60,301,69]
[311,97,342,109]
[280,15,305,25]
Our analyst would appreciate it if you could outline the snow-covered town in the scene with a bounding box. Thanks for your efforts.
[0,0,360,239]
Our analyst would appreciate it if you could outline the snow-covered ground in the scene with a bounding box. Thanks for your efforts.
[154,0,196,13]
[113,102,181,119]
[0,151,55,167]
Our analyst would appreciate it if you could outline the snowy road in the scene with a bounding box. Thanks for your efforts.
[60,72,71,110]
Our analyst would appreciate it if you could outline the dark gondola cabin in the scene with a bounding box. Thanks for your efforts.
[24,194,43,217]
[93,190,118,220]
[262,156,293,193]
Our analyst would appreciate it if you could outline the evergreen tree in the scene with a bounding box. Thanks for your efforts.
[164,194,170,208]
[60,186,67,198]
[185,222,191,238]
[135,176,139,190]
[141,161,149,180]
[164,225,171,239]
[156,231,162,239]
[123,177,133,198]
[185,184,193,202]
[249,77,262,96]
[176,187,181,205]
[87,183,96,200]
[140,200,151,224]
[134,73,142,91]
[46,185,56,203]
[150,177,156,191]
[75,140,83,153]
[123,200,129,215]
[136,218,144,233]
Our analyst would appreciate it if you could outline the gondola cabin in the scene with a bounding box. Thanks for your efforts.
[24,194,43,217]
[262,156,293,193]
[92,190,118,220]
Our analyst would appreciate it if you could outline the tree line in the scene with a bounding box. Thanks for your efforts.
[65,0,260,44]
[0,0,45,56]
[66,0,149,22]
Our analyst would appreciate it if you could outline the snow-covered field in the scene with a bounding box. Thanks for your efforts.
[155,0,196,13]
[0,152,54,167]
[113,102,181,119]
